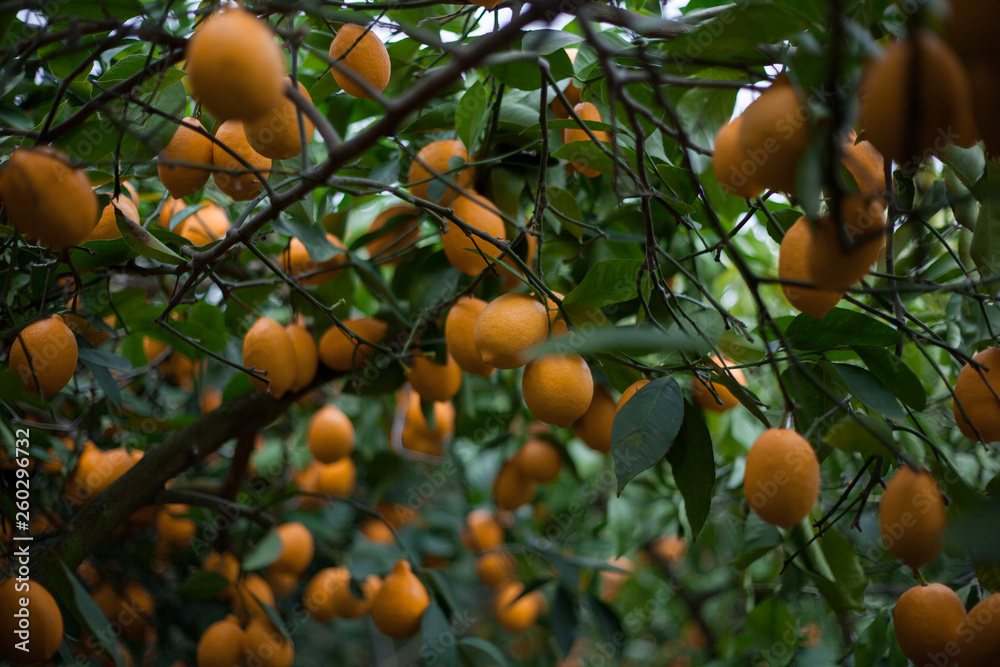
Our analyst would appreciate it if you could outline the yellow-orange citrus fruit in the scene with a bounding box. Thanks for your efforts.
[196,616,245,667]
[879,466,947,571]
[270,521,315,574]
[199,387,223,415]
[308,404,355,463]
[442,192,506,275]
[285,321,318,392]
[445,297,494,377]
[85,193,140,242]
[243,617,294,667]
[9,315,78,397]
[473,293,549,369]
[692,355,747,413]
[615,379,650,413]
[242,316,297,398]
[366,205,421,265]
[244,78,315,160]
[184,7,285,122]
[743,428,820,528]
[0,146,98,249]
[122,179,140,209]
[957,592,1000,667]
[841,132,886,195]
[203,551,241,595]
[379,500,419,529]
[158,117,213,198]
[893,583,966,667]
[64,296,115,346]
[511,439,562,483]
[465,508,504,552]
[953,347,1000,442]
[805,200,886,292]
[522,354,594,428]
[279,233,347,286]
[562,102,609,178]
[650,534,688,567]
[267,570,298,598]
[859,30,976,165]
[407,353,462,402]
[550,48,581,118]
[158,197,187,229]
[476,552,516,588]
[371,559,430,640]
[316,458,357,497]
[778,216,843,319]
[329,23,390,100]
[318,317,388,371]
[156,503,196,549]
[573,384,616,453]
[176,201,231,246]
[303,568,340,622]
[118,582,154,641]
[212,120,272,201]
[737,78,810,193]
[332,572,381,620]
[493,459,536,512]
[0,579,63,664]
[493,582,544,633]
[400,391,455,451]
[231,574,275,620]
[712,117,764,199]
[360,517,395,545]
[408,139,474,204]
[598,556,634,603]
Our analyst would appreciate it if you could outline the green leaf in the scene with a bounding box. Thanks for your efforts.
[115,208,186,265]
[852,346,927,410]
[563,259,643,309]
[551,585,578,657]
[972,161,1000,276]
[456,80,489,153]
[610,376,685,495]
[823,413,895,458]
[582,595,625,660]
[59,560,126,667]
[489,58,542,91]
[855,613,890,667]
[521,29,584,55]
[732,513,782,569]
[808,528,869,614]
[98,54,149,85]
[530,326,708,358]
[552,138,618,177]
[242,530,282,571]
[457,637,509,667]
[939,143,985,192]
[178,570,230,599]
[76,347,132,371]
[271,217,339,263]
[666,401,715,539]
[421,601,458,667]
[78,351,122,409]
[665,3,811,60]
[785,308,901,350]
[833,363,906,421]
[747,597,797,667]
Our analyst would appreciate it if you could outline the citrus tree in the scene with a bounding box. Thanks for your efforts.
[1,0,1000,665]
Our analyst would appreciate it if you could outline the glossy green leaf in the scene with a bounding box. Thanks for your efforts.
[611,376,685,494]
[563,259,643,309]
[666,401,715,539]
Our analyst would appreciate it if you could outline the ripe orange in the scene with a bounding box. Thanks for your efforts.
[805,200,886,292]
[158,117,213,198]
[303,568,340,622]
[465,508,504,551]
[360,517,395,545]
[476,552,516,588]
[366,205,421,265]
[184,7,285,122]
[952,347,1000,442]
[562,102,609,178]
[712,117,764,199]
[9,315,79,396]
[407,353,462,402]
[308,404,355,463]
[743,428,820,528]
[63,296,115,346]
[84,192,140,242]
[231,574,275,621]
[408,139,474,204]
[244,617,294,667]
[691,355,747,413]
[176,201,231,246]
[279,233,347,286]
[493,459,536,512]
[203,551,241,595]
[493,582,544,633]
[196,616,245,667]
[318,317,388,371]
[244,78,315,160]
[316,457,358,497]
[473,293,549,369]
[158,197,186,229]
[598,556,634,603]
[650,534,688,567]
[400,391,455,453]
[329,24,391,100]
[0,146,98,249]
[893,583,966,667]
[550,48,582,119]
[615,379,650,413]
[156,503,196,549]
[778,216,843,319]
[242,316,297,398]
[957,592,1000,667]
[270,521,315,575]
[0,579,63,664]
[511,439,562,483]
[371,559,430,640]
[522,354,594,428]
[572,384,616,453]
[840,132,886,195]
[879,466,947,571]
[441,192,507,275]
[859,30,976,164]
[212,120,272,200]
[332,572,382,619]
[285,321,318,392]
[445,297,494,377]
[119,582,154,641]
[737,78,810,193]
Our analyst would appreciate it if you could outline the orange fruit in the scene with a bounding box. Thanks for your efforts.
[859,30,976,165]
[401,391,455,445]
[243,617,294,667]
[521,354,594,427]
[598,556,633,603]
[332,572,382,619]
[244,78,315,160]
[465,508,504,552]
[712,117,764,199]
[444,297,494,377]
[952,347,1000,442]
[64,295,114,346]
[318,317,388,371]
[511,439,562,483]
[743,428,820,528]
[805,200,886,292]
[691,355,747,413]
[572,384,616,453]
[9,315,79,396]
[366,205,421,265]
[119,582,154,641]
[649,535,688,567]
[231,574,275,621]
[957,592,1000,667]
[615,379,650,413]
[184,7,285,122]
[203,551,241,596]
[158,196,187,229]
[0,146,98,249]
[408,139,474,204]
[279,233,347,286]
[473,293,549,369]
[212,120,272,201]
[441,192,507,275]
[122,179,140,209]
[285,321,318,392]
[84,192,140,241]
[267,570,298,599]
[476,552,516,588]
[493,582,544,633]
[879,466,947,572]
[360,517,395,545]
[0,579,63,664]
[316,458,357,497]
[777,216,843,319]
[270,521,315,575]
[371,559,430,640]
[738,77,810,193]
[840,132,886,195]
[196,616,245,667]
[329,23,391,100]
[242,316,297,398]
[550,48,582,119]
[303,568,341,622]
[308,404,355,463]
[493,459,536,511]
[158,117,213,198]
[156,503,196,549]
[893,583,966,667]
[176,201,231,246]
[563,102,609,178]
[407,353,462,402]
